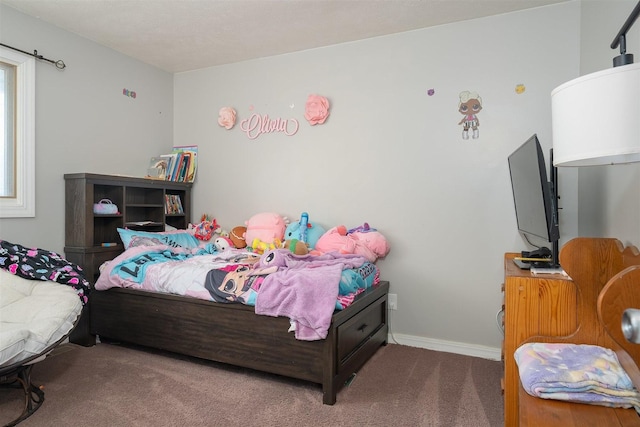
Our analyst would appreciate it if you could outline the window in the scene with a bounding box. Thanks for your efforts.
[0,47,35,217]
[1,61,16,196]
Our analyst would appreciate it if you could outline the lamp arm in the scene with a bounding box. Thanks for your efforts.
[610,0,640,49]
[617,34,628,55]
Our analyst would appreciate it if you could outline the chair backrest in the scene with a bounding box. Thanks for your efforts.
[524,238,640,379]
[598,264,640,388]
[559,238,640,345]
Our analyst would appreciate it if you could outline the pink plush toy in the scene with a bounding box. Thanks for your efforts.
[351,230,390,260]
[244,212,287,245]
[314,224,390,262]
[315,226,356,254]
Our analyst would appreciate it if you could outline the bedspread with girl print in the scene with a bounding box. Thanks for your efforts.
[94,245,378,311]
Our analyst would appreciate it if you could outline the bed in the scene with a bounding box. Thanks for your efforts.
[88,237,390,405]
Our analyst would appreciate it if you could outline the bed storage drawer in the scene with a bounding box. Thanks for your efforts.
[337,295,386,362]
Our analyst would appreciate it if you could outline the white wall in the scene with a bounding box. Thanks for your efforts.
[0,5,174,251]
[7,1,630,358]
[174,2,580,356]
[577,0,640,248]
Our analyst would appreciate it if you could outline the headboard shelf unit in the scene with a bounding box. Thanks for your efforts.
[64,173,192,283]
[124,186,165,227]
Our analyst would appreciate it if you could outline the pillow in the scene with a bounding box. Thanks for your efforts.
[117,228,200,249]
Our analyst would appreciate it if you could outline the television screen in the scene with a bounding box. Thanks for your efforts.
[508,134,559,267]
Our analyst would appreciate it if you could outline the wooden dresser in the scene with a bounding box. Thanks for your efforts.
[502,238,640,426]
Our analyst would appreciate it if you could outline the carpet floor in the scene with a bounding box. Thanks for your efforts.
[0,342,504,426]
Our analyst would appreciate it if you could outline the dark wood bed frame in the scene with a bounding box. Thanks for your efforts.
[88,280,389,404]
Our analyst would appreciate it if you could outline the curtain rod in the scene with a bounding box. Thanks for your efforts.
[0,43,66,69]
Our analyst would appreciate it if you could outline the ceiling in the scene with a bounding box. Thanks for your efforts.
[1,0,569,73]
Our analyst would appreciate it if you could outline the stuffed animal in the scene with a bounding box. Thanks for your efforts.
[250,237,281,254]
[254,249,291,271]
[284,212,325,249]
[254,248,308,271]
[315,225,357,254]
[314,224,390,262]
[351,228,390,260]
[213,236,234,251]
[229,226,247,248]
[191,215,220,241]
[282,239,309,255]
[244,212,287,245]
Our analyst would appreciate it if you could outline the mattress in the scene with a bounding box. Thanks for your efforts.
[0,269,82,368]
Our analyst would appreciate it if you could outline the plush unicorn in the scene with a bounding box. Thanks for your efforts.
[284,212,325,249]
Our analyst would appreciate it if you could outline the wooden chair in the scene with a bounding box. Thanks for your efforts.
[517,238,640,426]
[598,264,640,391]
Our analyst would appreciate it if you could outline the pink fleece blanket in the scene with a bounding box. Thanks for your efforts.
[255,251,368,340]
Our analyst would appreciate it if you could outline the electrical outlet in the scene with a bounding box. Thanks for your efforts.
[388,293,397,310]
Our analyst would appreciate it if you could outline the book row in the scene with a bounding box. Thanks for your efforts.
[165,194,184,215]
[147,145,198,183]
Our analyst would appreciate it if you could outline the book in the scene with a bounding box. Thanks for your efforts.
[153,145,198,182]
[170,153,181,182]
[530,266,568,277]
[164,194,183,214]
[146,156,168,180]
[125,221,164,232]
[172,145,198,183]
[185,149,197,183]
[125,220,159,226]
[177,152,190,182]
[160,154,176,181]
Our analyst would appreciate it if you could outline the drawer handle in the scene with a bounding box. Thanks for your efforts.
[357,323,368,332]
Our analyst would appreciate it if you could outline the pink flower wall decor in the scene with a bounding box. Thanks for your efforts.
[218,107,237,130]
[304,94,330,125]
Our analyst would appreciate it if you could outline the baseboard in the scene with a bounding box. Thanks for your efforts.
[387,332,502,361]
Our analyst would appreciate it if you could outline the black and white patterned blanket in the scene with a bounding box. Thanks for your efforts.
[0,240,90,305]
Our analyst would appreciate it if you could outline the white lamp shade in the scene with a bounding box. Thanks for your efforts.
[551,62,640,166]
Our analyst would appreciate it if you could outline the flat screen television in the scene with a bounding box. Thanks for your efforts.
[508,134,560,269]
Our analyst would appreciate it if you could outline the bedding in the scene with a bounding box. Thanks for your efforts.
[95,245,379,340]
[253,249,375,340]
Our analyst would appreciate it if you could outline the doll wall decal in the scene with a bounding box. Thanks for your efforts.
[457,91,482,140]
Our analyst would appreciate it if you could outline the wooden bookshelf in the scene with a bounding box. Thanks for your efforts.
[64,173,191,284]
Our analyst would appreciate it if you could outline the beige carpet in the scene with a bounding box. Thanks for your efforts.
[0,342,503,426]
